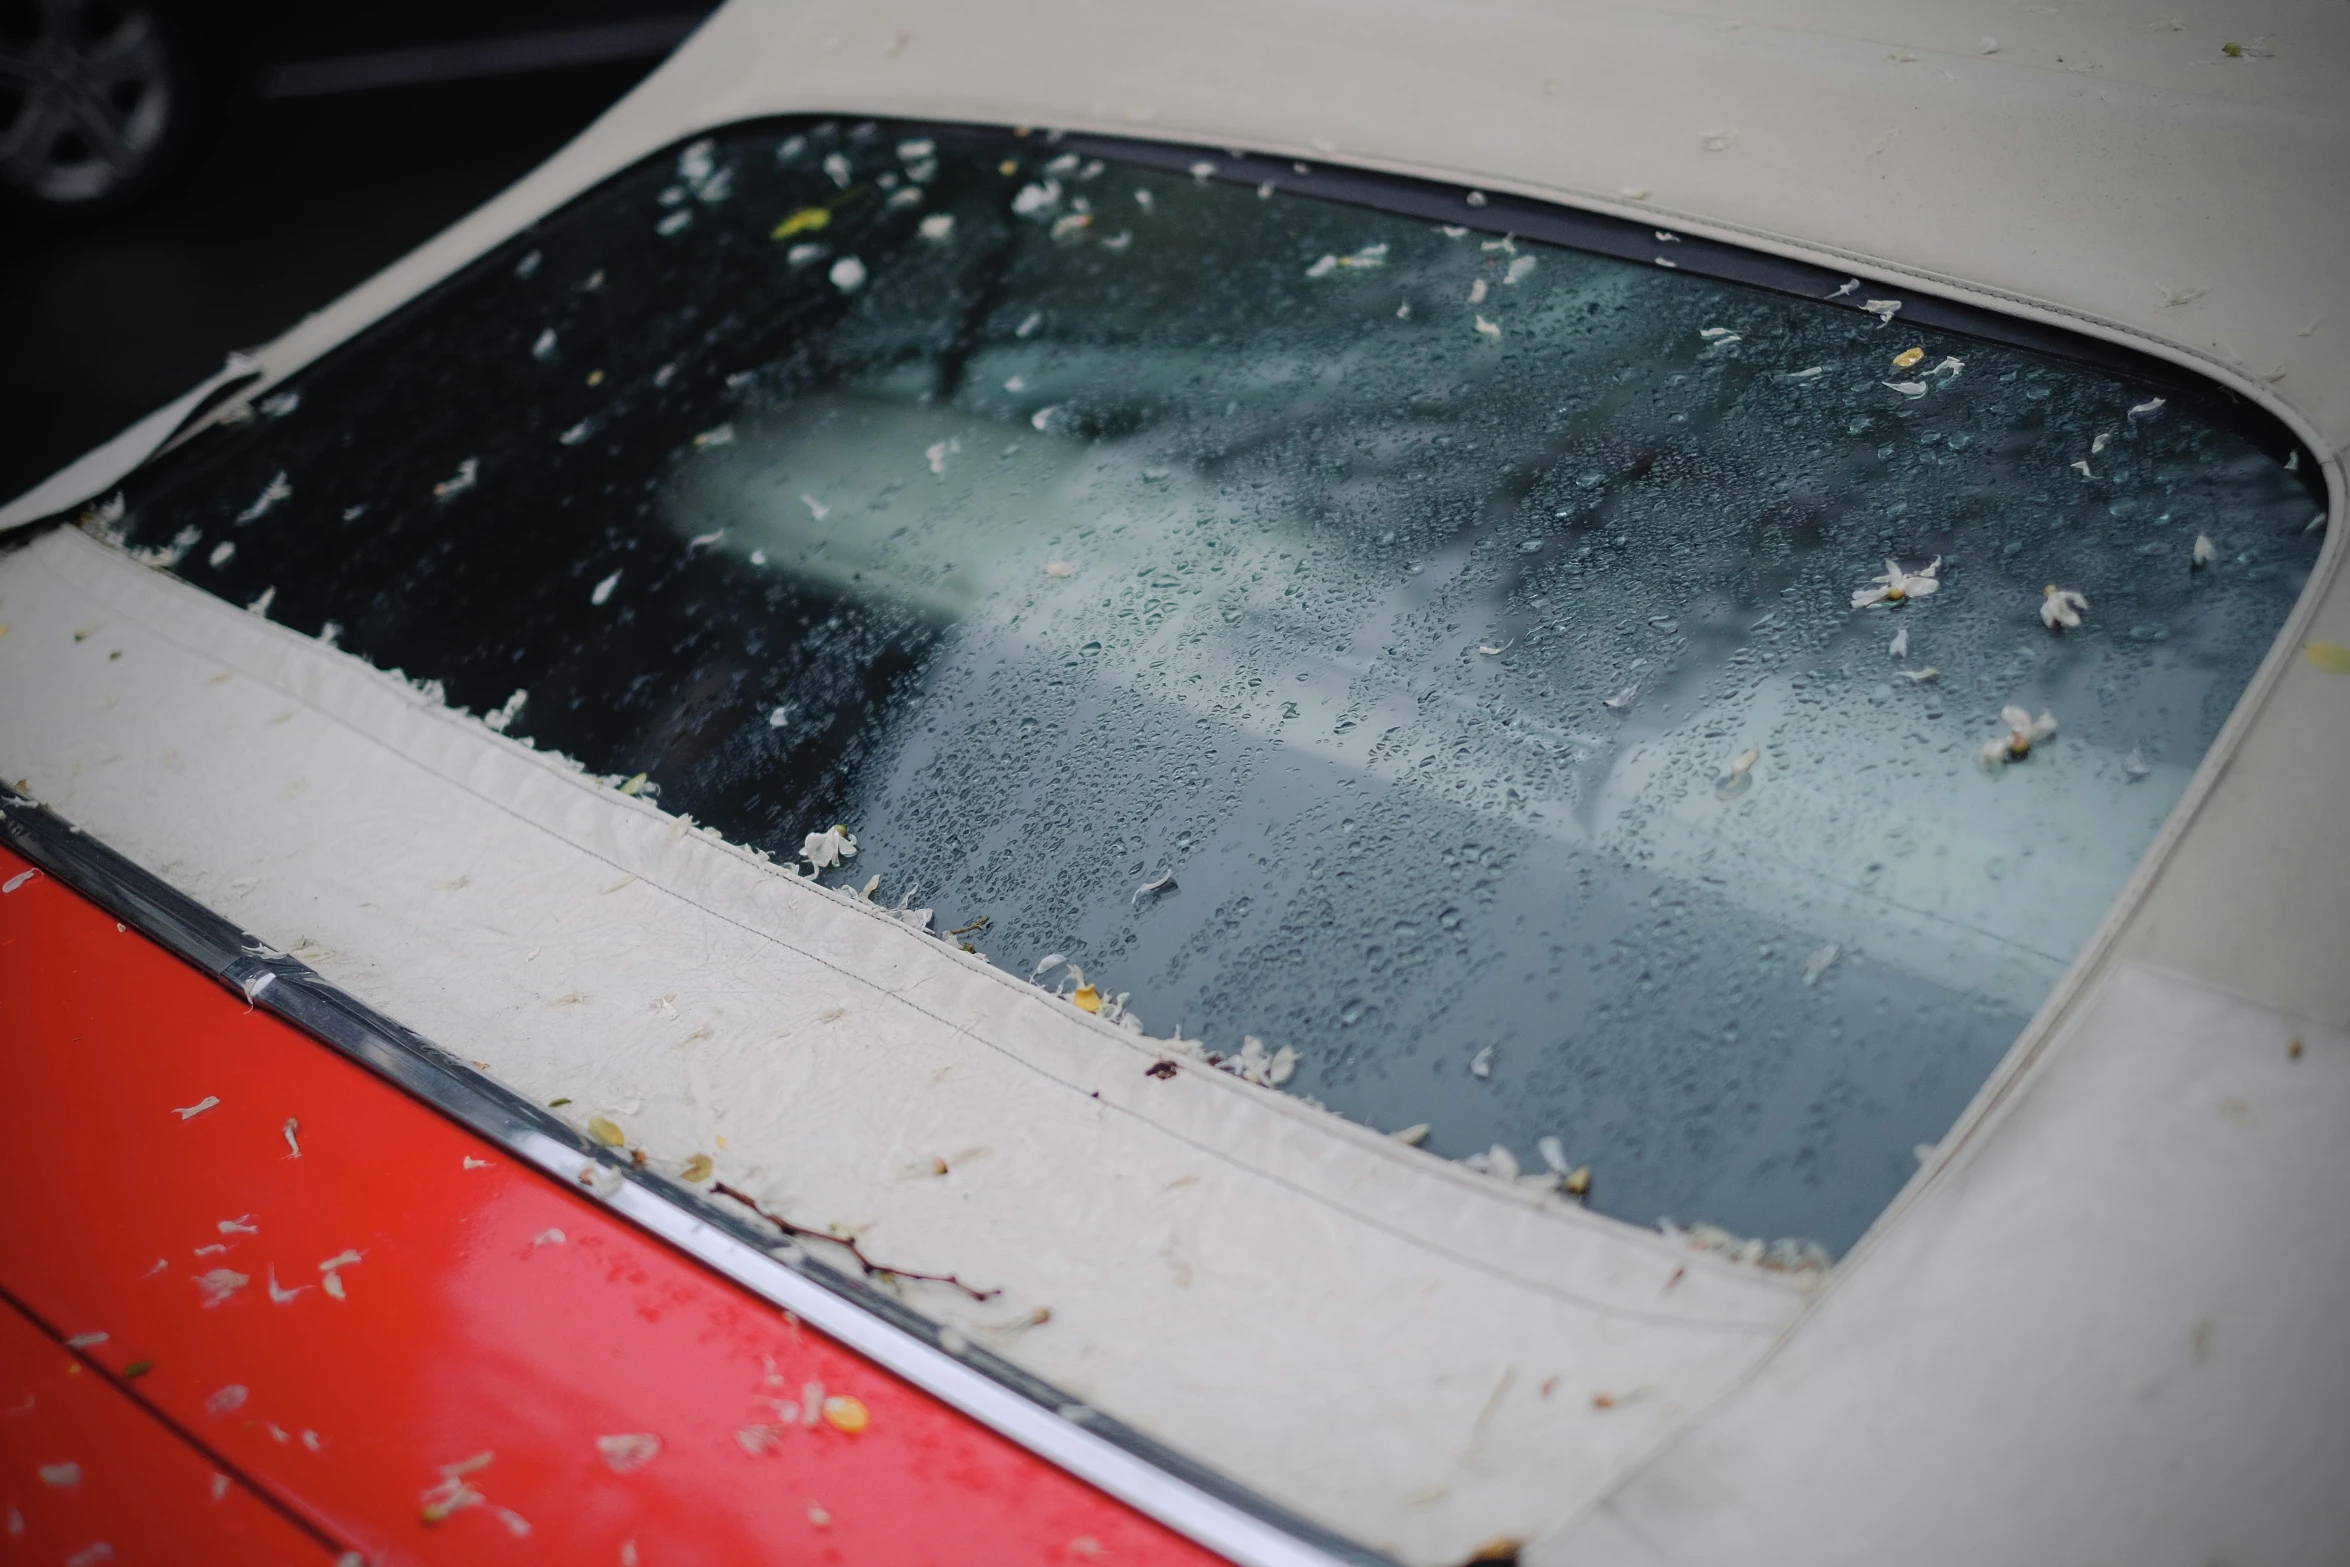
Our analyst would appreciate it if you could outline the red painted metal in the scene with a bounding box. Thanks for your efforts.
[0,1289,335,1564]
[0,849,1227,1566]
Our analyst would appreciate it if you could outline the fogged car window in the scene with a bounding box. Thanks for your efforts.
[113,120,2323,1256]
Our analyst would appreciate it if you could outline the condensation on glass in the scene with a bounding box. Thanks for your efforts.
[111,119,2325,1255]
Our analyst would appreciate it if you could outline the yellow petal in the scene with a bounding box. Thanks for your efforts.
[587,1115,625,1147]
[1564,1165,1592,1196]
[1891,346,1925,369]
[1071,984,1101,1013]
[681,1153,713,1182]
[2305,642,2350,674]
[772,207,831,239]
[822,1394,869,1434]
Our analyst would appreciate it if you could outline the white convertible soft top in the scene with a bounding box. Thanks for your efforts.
[3,4,2345,1563]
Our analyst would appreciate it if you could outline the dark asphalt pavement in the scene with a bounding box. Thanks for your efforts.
[0,59,655,503]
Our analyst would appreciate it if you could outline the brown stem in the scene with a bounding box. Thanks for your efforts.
[712,1182,999,1301]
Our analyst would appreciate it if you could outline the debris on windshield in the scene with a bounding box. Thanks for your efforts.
[236,472,291,523]
[175,1095,221,1120]
[1658,1220,1829,1277]
[1786,365,1825,380]
[2129,397,2166,420]
[1861,299,1903,326]
[558,419,592,446]
[433,458,478,499]
[2123,747,2151,780]
[1049,212,1092,239]
[919,213,955,241]
[1305,243,1387,278]
[1012,179,1061,215]
[800,493,830,520]
[1888,625,1909,659]
[1899,666,1940,683]
[618,771,647,795]
[1465,190,1488,206]
[1219,1035,1297,1086]
[591,570,621,606]
[694,424,736,449]
[926,437,960,473]
[1698,326,1735,340]
[1044,560,1077,577]
[785,241,824,267]
[1891,346,1924,369]
[1802,944,1840,985]
[1602,683,1639,714]
[1470,1046,1494,1079]
[802,825,858,869]
[1467,278,1488,304]
[1100,230,1131,251]
[1391,1123,1430,1146]
[2192,534,2217,570]
[829,256,867,292]
[2070,459,2094,479]
[588,1115,625,1147]
[681,1154,714,1182]
[1978,705,2059,766]
[1827,278,1859,299]
[531,328,557,362]
[2040,585,2088,630]
[1716,746,1760,796]
[2090,431,2113,455]
[1931,356,1965,379]
[1851,557,1941,607]
[1462,1143,1519,1180]
[1031,405,1059,430]
[1881,380,1927,398]
[1134,869,1176,903]
[1474,315,1501,340]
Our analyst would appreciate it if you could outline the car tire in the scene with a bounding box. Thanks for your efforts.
[0,0,227,226]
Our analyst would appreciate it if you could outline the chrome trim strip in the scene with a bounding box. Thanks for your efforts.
[0,792,1386,1567]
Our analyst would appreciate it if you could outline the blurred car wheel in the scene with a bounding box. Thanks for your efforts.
[0,0,219,222]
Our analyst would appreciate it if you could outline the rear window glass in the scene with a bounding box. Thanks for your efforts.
[107,118,2325,1257]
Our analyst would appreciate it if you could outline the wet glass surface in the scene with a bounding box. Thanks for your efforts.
[113,119,2325,1255]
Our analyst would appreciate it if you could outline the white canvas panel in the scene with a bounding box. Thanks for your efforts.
[1529,962,2350,1566]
